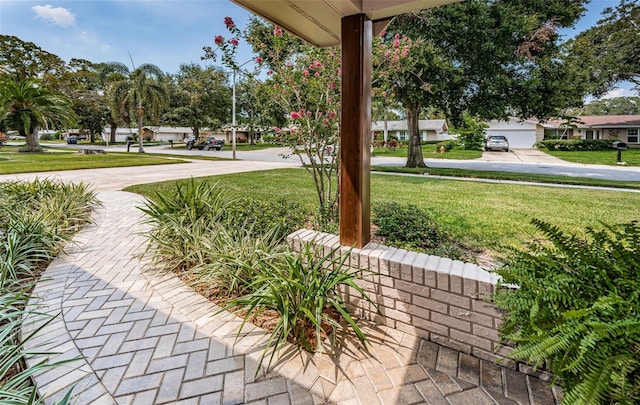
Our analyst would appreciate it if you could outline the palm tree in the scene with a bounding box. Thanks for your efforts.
[109,63,167,152]
[96,62,130,143]
[0,76,76,152]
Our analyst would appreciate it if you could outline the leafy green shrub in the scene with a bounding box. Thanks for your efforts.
[434,140,456,153]
[373,202,446,250]
[223,243,374,371]
[494,219,640,404]
[536,139,613,151]
[38,132,55,141]
[221,197,308,241]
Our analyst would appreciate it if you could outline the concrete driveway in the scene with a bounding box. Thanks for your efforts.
[479,148,567,163]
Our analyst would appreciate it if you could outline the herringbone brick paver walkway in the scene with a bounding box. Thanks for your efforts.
[19,165,561,404]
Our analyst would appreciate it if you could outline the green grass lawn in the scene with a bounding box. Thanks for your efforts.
[373,146,482,160]
[0,147,185,174]
[371,166,640,190]
[125,168,640,257]
[544,148,640,166]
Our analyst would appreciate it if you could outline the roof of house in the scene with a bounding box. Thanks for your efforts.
[547,115,640,128]
[371,119,448,132]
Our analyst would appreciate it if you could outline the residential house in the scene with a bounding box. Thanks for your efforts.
[485,117,545,149]
[371,119,450,142]
[141,127,194,142]
[220,125,265,144]
[545,115,640,147]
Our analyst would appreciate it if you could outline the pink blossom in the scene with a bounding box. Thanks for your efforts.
[322,119,329,127]
[268,69,274,75]
[273,126,281,132]
[229,38,239,46]
[224,16,235,29]
[313,60,322,68]
[380,29,386,36]
[384,50,391,57]
[337,68,342,75]
[290,111,301,119]
[302,69,309,76]
[314,71,320,77]
[306,111,312,117]
[274,26,283,37]
[394,33,400,40]
[302,77,308,82]
[329,83,336,89]
[256,56,263,64]
[214,35,224,45]
[328,112,337,119]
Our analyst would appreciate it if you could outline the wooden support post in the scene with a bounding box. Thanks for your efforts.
[340,14,372,248]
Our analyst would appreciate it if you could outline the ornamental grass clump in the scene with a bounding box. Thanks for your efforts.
[222,243,374,371]
[494,219,640,405]
[0,179,98,405]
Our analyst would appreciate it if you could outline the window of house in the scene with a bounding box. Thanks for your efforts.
[628,129,639,143]
[398,131,407,141]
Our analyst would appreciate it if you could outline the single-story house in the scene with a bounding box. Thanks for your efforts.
[485,117,545,149]
[545,115,640,147]
[142,127,194,142]
[371,119,450,142]
[220,125,265,144]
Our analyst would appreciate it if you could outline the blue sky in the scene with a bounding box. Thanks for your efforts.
[0,0,634,97]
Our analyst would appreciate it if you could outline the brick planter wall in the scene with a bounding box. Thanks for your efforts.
[288,229,513,367]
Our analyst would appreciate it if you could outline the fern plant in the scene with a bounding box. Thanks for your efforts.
[494,219,640,404]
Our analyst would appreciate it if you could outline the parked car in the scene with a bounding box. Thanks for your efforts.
[484,135,509,152]
[66,135,78,144]
[186,137,225,151]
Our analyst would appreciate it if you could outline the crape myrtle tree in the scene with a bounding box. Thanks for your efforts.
[568,0,639,97]
[211,17,342,224]
[109,63,168,152]
[0,76,77,152]
[383,0,590,167]
[162,63,231,139]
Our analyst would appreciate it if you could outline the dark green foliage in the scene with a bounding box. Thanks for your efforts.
[494,219,640,404]
[221,197,308,241]
[434,140,456,152]
[537,139,614,151]
[372,202,472,261]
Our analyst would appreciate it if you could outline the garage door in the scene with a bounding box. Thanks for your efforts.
[485,129,536,148]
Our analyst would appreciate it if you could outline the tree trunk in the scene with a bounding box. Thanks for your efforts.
[383,108,388,143]
[193,127,200,138]
[19,127,43,152]
[110,124,117,143]
[405,104,426,168]
[137,113,144,153]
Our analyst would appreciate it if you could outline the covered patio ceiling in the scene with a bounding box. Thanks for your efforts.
[231,0,461,47]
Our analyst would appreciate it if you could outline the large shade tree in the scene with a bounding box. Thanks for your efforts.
[384,0,590,167]
[162,63,230,138]
[109,63,167,152]
[0,77,76,152]
[568,0,639,97]
[0,35,65,86]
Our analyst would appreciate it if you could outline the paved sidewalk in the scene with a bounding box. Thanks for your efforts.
[16,161,561,404]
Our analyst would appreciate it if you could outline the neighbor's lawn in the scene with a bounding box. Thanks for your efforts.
[126,168,640,257]
[0,147,185,174]
[544,148,640,166]
[371,166,640,190]
[373,146,482,160]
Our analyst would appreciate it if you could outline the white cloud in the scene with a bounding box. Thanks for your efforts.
[601,88,637,99]
[32,5,76,27]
